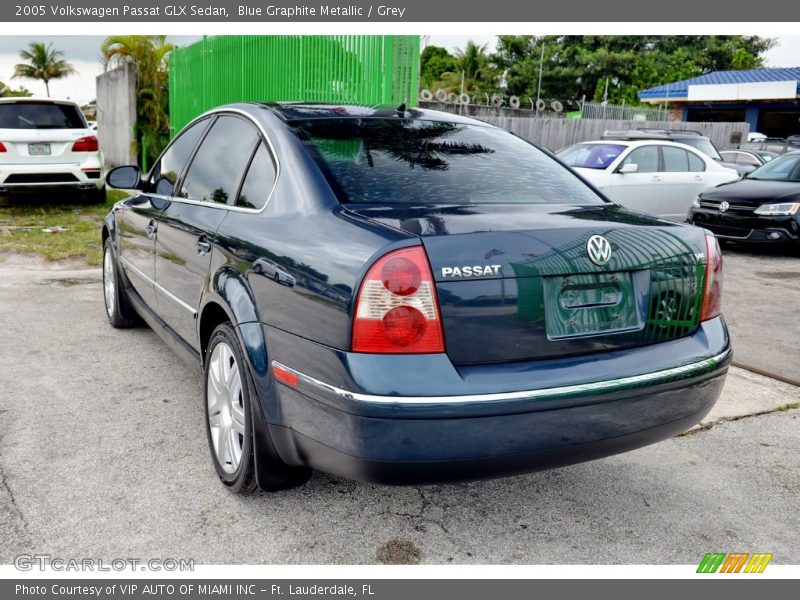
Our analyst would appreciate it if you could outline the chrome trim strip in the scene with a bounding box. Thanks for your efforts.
[271,348,732,406]
[119,256,197,316]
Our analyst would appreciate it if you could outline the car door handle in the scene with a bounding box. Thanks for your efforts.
[694,175,704,181]
[145,220,157,239]
[196,236,212,255]
[651,176,662,182]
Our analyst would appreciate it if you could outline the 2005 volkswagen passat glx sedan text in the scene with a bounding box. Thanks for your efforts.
[102,103,731,493]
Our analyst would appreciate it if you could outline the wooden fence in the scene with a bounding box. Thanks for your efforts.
[418,102,749,152]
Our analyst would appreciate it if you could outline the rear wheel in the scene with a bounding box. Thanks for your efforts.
[103,239,139,328]
[204,323,308,493]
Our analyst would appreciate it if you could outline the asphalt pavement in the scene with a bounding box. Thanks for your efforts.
[721,243,800,385]
[0,252,798,565]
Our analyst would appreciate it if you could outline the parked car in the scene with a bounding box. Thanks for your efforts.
[739,138,800,155]
[558,139,739,220]
[601,129,752,176]
[102,103,731,492]
[253,257,296,286]
[690,150,800,245]
[0,97,105,202]
[719,149,779,169]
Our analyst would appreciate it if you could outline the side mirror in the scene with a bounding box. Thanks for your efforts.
[618,163,639,174]
[107,165,142,189]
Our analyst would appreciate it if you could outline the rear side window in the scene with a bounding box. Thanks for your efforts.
[180,115,259,204]
[149,118,209,196]
[662,146,690,172]
[688,152,705,172]
[293,119,605,205]
[622,146,659,173]
[0,102,85,129]
[237,143,277,210]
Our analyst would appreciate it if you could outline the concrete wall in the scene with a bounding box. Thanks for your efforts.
[420,101,749,152]
[96,63,137,168]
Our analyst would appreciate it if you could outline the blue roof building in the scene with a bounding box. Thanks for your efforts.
[639,68,800,138]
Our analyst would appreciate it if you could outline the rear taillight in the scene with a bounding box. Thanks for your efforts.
[0,142,6,152]
[701,233,723,321]
[352,246,445,354]
[71,136,98,152]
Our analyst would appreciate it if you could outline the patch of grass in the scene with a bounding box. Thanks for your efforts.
[0,190,128,266]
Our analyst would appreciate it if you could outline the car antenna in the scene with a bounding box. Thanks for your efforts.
[396,99,407,115]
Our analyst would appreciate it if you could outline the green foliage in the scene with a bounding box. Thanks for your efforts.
[421,41,501,96]
[420,45,456,88]
[492,35,777,109]
[101,35,174,168]
[12,42,77,97]
[0,81,33,97]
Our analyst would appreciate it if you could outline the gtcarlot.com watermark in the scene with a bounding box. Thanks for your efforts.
[14,555,194,572]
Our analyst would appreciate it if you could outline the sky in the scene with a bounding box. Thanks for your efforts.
[0,35,798,105]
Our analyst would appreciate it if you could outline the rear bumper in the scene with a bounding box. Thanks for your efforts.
[0,161,104,193]
[264,318,732,484]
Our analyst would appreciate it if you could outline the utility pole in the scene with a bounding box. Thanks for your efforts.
[535,42,545,110]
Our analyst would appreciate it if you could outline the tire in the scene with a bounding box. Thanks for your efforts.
[204,323,309,493]
[273,272,281,283]
[102,239,139,328]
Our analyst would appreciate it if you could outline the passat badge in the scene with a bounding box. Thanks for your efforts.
[587,235,612,266]
[441,265,502,278]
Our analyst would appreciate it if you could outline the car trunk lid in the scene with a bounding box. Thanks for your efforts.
[348,203,708,364]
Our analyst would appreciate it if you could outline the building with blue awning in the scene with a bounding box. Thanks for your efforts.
[639,68,800,138]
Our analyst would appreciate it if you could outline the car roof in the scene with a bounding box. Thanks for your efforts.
[243,102,490,126]
[570,139,710,150]
[0,96,81,107]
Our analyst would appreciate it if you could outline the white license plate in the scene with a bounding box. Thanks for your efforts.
[28,143,51,156]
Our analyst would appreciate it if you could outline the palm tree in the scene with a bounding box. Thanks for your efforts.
[12,42,77,97]
[101,35,174,168]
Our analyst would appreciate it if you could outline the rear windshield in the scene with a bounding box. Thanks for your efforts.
[558,143,626,169]
[292,118,606,205]
[0,102,86,129]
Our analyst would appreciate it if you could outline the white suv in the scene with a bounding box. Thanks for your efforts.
[0,97,105,201]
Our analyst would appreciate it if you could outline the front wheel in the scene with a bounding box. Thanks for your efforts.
[103,239,139,328]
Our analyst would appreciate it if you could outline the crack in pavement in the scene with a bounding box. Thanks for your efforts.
[680,402,800,437]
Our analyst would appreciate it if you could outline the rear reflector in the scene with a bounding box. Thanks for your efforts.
[700,233,723,321]
[352,246,445,354]
[71,136,98,152]
[0,142,6,152]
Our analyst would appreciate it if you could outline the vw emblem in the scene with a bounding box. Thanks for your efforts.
[719,201,730,213]
[587,235,612,266]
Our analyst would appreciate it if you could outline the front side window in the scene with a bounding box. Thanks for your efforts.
[622,146,659,173]
[558,143,626,170]
[180,115,259,204]
[293,119,607,205]
[149,118,209,196]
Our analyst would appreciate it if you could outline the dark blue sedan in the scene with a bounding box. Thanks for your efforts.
[102,103,731,492]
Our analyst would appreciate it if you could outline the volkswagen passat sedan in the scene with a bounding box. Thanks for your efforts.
[558,140,738,221]
[102,103,731,493]
[691,151,800,244]
[0,97,105,201]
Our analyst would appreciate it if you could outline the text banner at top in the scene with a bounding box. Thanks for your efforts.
[4,1,800,22]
